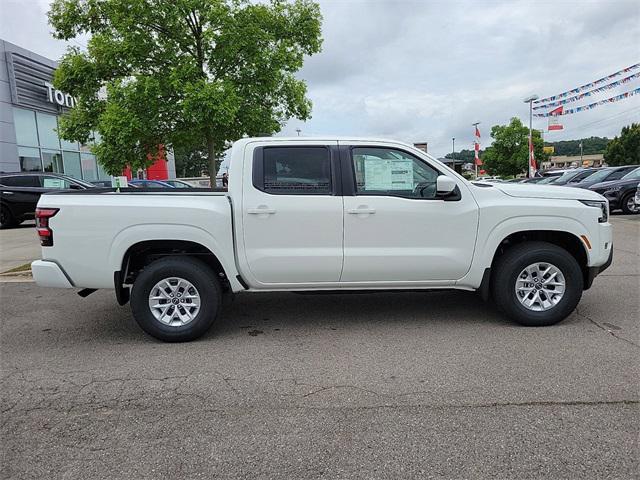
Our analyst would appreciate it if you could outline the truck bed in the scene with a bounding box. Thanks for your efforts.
[36,189,236,289]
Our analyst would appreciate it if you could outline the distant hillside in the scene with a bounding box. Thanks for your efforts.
[544,137,610,156]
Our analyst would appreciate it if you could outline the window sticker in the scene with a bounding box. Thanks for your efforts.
[43,178,65,189]
[363,158,413,190]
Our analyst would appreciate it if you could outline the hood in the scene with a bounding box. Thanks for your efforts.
[492,183,605,201]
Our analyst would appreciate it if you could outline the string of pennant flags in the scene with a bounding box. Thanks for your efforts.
[533,87,640,117]
[533,72,640,110]
[533,63,640,104]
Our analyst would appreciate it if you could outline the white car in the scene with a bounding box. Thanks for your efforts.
[32,137,613,341]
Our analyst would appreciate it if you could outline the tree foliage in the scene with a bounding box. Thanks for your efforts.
[48,0,323,177]
[444,149,483,163]
[481,117,548,177]
[544,136,610,156]
[604,123,640,166]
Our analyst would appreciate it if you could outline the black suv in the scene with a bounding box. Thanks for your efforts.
[589,167,640,214]
[0,172,94,228]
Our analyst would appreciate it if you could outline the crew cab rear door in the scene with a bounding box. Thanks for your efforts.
[339,142,479,283]
[241,141,343,286]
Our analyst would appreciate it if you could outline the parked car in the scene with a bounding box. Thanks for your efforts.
[90,180,113,187]
[588,167,640,214]
[163,179,195,188]
[520,177,548,184]
[541,168,572,178]
[129,179,176,188]
[31,137,612,342]
[546,168,598,186]
[0,172,94,228]
[572,165,638,189]
[635,185,640,209]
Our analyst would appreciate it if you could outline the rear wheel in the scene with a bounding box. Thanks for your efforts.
[130,257,221,342]
[492,241,583,326]
[0,205,17,229]
[620,192,639,214]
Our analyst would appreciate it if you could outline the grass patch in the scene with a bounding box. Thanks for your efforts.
[1,263,32,274]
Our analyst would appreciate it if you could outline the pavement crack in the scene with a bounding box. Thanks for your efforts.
[576,307,640,349]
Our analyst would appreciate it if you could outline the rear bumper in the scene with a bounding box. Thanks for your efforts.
[31,260,74,288]
[585,247,613,290]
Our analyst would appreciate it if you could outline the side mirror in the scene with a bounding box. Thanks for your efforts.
[69,184,83,190]
[436,175,457,196]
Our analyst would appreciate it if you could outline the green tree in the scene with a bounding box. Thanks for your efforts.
[604,123,640,166]
[545,137,610,156]
[481,117,547,177]
[444,149,483,163]
[48,0,322,181]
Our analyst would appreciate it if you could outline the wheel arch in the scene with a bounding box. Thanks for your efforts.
[486,230,590,293]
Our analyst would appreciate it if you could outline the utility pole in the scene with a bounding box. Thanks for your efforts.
[451,137,455,172]
[523,94,539,178]
[580,141,583,165]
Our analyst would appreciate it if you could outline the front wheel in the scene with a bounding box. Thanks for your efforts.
[130,257,221,342]
[492,241,583,327]
[620,192,639,215]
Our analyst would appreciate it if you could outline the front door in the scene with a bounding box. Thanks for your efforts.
[340,144,479,283]
[242,142,344,286]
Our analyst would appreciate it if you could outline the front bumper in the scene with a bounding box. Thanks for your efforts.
[31,260,74,288]
[585,247,613,290]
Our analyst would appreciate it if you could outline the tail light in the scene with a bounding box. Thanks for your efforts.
[35,208,59,246]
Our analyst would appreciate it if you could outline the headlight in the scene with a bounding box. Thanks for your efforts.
[604,185,623,192]
[579,200,609,223]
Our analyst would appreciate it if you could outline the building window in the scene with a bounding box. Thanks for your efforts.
[13,108,39,147]
[18,146,41,172]
[62,151,82,179]
[36,112,61,150]
[81,152,98,181]
[41,150,64,173]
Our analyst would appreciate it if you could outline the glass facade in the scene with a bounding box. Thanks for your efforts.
[11,107,107,181]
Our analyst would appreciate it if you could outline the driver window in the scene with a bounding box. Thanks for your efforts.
[352,147,439,199]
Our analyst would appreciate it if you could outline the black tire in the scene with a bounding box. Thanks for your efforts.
[620,192,639,215]
[0,205,17,229]
[491,241,583,327]
[130,257,221,342]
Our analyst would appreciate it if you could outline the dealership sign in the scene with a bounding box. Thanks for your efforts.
[44,81,77,108]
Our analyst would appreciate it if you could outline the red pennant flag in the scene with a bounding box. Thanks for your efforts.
[474,126,482,165]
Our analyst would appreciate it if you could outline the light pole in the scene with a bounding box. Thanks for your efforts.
[523,94,539,178]
[451,137,455,172]
[295,128,302,137]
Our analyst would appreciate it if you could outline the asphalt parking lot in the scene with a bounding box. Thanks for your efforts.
[1,216,638,479]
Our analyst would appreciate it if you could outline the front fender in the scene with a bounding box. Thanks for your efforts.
[457,214,592,289]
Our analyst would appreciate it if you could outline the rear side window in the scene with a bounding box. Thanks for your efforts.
[607,169,632,181]
[0,175,40,187]
[255,147,331,195]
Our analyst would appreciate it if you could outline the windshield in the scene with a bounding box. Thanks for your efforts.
[552,170,582,184]
[579,168,612,184]
[538,176,559,184]
[622,167,640,180]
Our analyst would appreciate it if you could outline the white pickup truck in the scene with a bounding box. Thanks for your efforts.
[32,137,613,341]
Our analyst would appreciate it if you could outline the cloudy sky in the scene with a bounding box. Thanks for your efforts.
[1,0,639,157]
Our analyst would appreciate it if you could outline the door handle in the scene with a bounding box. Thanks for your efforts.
[348,207,376,214]
[247,206,276,215]
[2,191,14,195]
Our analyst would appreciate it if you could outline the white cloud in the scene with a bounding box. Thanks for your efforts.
[2,0,639,157]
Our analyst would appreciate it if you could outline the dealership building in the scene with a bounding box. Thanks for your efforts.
[1,39,175,179]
